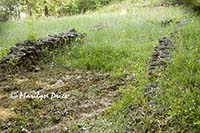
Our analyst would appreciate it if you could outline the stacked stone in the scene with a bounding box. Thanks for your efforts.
[0,29,81,72]
[144,37,173,98]
[148,37,173,80]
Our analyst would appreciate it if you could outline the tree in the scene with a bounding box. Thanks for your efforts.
[183,0,200,11]
[0,0,113,20]
[19,0,38,16]
[0,0,20,21]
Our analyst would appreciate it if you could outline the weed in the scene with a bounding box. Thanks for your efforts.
[26,31,38,43]
[0,47,9,60]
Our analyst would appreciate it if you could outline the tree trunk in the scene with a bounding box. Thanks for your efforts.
[81,8,85,15]
[29,8,32,16]
[44,5,49,16]
[17,5,21,19]
[25,0,32,16]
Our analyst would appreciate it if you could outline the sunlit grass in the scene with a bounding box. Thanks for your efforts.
[51,6,186,72]
[0,6,185,72]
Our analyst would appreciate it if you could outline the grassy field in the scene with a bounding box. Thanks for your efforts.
[91,18,200,132]
[0,0,200,132]
[0,5,185,72]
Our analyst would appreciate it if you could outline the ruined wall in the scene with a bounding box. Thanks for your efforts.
[0,29,83,73]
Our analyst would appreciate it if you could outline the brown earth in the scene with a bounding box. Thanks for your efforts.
[0,67,135,132]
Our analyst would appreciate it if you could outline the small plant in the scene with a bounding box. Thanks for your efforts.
[26,18,38,42]
[27,31,38,43]
[48,115,61,124]
[8,57,16,65]
[0,47,9,60]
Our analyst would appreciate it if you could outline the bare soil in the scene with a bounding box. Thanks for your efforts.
[0,67,135,132]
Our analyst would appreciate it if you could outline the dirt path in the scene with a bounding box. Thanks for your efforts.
[0,67,134,132]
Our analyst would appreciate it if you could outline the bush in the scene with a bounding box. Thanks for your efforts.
[0,8,9,22]
[65,0,112,15]
[0,0,113,20]
[183,0,200,11]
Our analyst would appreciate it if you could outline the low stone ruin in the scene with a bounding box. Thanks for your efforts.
[144,18,193,98]
[148,37,173,79]
[0,29,84,73]
[144,36,173,98]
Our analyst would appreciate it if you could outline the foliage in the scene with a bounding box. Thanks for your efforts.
[0,0,113,20]
[0,47,9,60]
[67,0,111,15]
[0,0,20,21]
[183,0,200,11]
[158,20,200,131]
[26,19,38,42]
[55,44,132,71]
[1,0,200,21]
[26,32,38,42]
[90,15,200,133]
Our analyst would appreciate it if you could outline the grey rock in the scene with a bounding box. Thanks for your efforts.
[19,47,28,53]
[10,47,19,53]
[0,63,7,69]
[15,42,24,47]
[150,61,160,66]
[152,51,159,57]
[159,53,170,58]
[144,83,158,89]
[16,52,26,58]
[24,40,32,45]
[157,45,169,50]
[149,65,156,70]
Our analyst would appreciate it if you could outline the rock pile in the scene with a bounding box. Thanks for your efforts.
[144,36,173,98]
[148,37,173,79]
[0,29,83,72]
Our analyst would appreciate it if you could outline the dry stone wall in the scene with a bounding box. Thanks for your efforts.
[0,29,83,73]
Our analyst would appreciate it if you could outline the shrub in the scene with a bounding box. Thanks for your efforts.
[183,0,200,11]
[65,0,112,15]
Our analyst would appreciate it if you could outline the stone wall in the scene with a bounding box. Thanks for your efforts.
[0,29,83,73]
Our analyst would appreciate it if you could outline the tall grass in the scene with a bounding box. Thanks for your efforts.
[157,19,200,131]
[52,6,186,72]
[0,5,185,72]
[89,7,200,133]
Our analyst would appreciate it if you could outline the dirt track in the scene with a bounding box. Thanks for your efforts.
[0,67,135,132]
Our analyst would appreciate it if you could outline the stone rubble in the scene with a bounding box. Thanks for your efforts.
[0,29,84,72]
[148,37,173,80]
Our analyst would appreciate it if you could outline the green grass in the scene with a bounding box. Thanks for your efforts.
[0,0,200,132]
[89,18,200,132]
[0,4,185,73]
[157,19,200,131]
[52,6,186,73]
[89,12,200,133]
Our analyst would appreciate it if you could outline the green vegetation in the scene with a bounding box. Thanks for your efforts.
[1,0,197,21]
[0,4,184,71]
[90,17,200,132]
[84,2,199,132]
[158,20,200,131]
[0,0,200,132]
[0,0,114,21]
